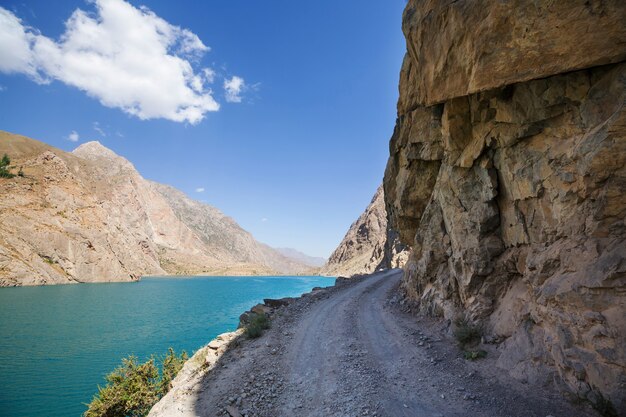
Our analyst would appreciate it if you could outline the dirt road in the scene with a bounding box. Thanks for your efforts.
[280,269,447,416]
[149,270,592,417]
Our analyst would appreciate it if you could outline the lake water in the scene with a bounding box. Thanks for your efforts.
[0,275,334,417]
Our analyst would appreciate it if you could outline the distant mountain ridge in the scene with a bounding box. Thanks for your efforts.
[273,248,326,268]
[150,182,315,275]
[0,130,314,286]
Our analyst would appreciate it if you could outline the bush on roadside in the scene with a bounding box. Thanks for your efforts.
[159,348,188,396]
[245,313,270,339]
[84,348,187,417]
[463,350,487,361]
[453,316,482,347]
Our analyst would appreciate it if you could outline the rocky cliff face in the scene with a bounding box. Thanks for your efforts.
[321,185,407,277]
[0,132,312,285]
[384,0,626,411]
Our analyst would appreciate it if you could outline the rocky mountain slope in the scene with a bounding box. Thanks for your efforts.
[321,185,407,277]
[0,131,312,286]
[150,182,314,275]
[384,0,625,412]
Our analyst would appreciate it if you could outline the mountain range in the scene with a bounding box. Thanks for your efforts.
[0,131,321,286]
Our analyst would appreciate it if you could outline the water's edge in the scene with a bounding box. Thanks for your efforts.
[0,275,336,417]
[2,274,336,288]
[147,275,351,416]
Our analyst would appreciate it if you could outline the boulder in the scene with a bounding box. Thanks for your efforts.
[263,297,294,308]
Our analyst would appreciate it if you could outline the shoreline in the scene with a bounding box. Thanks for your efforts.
[0,273,337,288]
[0,273,338,417]
[147,269,592,417]
[142,273,333,279]
[147,273,358,416]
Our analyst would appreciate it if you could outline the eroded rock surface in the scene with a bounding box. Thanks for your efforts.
[402,0,626,106]
[384,0,626,411]
[321,185,407,277]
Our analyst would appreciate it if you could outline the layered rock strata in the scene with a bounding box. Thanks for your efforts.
[384,0,626,411]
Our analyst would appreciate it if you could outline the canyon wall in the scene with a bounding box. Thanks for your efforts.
[384,0,626,411]
[321,185,407,277]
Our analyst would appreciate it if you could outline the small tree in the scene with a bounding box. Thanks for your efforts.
[0,154,14,178]
[158,348,188,396]
[84,348,188,417]
[84,356,159,417]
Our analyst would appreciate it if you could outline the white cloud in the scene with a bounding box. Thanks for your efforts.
[0,85,5,92]
[93,122,106,137]
[261,217,268,222]
[0,8,40,79]
[202,68,216,84]
[224,75,245,103]
[195,187,205,193]
[0,1,221,124]
[67,131,80,142]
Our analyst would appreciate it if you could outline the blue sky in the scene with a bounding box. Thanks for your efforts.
[0,0,407,258]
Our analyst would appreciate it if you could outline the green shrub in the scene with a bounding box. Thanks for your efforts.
[245,313,270,339]
[453,316,482,347]
[84,356,159,417]
[84,348,187,417]
[463,350,487,361]
[0,154,14,178]
[158,348,188,396]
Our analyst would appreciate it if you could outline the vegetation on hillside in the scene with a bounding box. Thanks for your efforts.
[0,154,15,178]
[453,315,488,361]
[245,313,270,338]
[453,315,482,346]
[84,348,187,417]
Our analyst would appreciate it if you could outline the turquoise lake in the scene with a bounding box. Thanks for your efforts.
[0,275,334,417]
